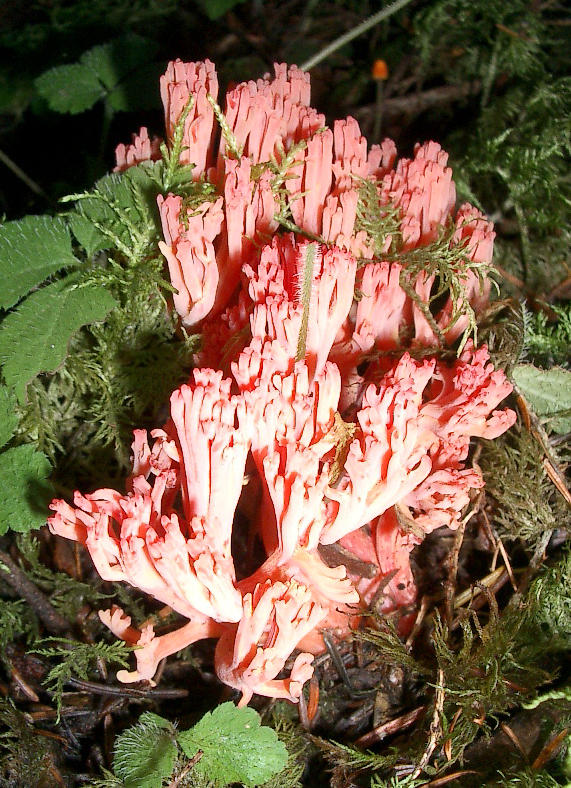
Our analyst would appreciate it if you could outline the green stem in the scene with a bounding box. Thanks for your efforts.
[300,0,415,71]
[0,147,50,202]
[373,79,384,142]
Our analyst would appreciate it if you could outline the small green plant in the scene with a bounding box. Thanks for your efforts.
[32,637,132,720]
[95,703,289,788]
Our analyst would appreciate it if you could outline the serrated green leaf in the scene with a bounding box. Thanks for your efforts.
[0,387,18,449]
[67,212,109,257]
[79,36,161,113]
[35,64,103,114]
[113,711,177,788]
[0,444,52,535]
[80,35,157,90]
[177,702,288,787]
[0,275,118,402]
[0,215,79,310]
[513,364,571,433]
[35,36,160,117]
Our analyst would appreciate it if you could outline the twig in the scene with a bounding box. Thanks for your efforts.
[411,669,445,779]
[67,677,188,699]
[307,674,320,725]
[444,519,467,628]
[543,457,571,506]
[497,538,518,592]
[0,549,69,634]
[298,685,310,730]
[356,82,482,122]
[548,274,571,300]
[531,728,569,771]
[508,527,553,610]
[168,750,203,787]
[515,388,571,508]
[406,595,430,649]
[500,722,528,762]
[355,705,426,748]
[421,771,479,787]
[453,567,507,611]
[10,665,40,702]
[300,0,415,71]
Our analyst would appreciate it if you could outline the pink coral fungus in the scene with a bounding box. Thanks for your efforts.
[50,59,516,707]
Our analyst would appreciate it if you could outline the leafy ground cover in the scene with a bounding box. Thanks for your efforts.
[0,1,569,786]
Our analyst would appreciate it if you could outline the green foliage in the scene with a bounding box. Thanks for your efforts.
[478,299,526,372]
[394,223,495,352]
[356,619,427,676]
[260,716,309,788]
[513,365,571,433]
[64,163,163,260]
[524,304,571,369]
[0,444,53,534]
[113,712,178,788]
[107,703,289,788]
[494,768,564,787]
[0,274,118,403]
[196,0,246,21]
[178,702,289,787]
[429,554,571,769]
[32,637,132,720]
[17,532,107,618]
[0,215,79,310]
[528,550,571,649]
[371,775,426,788]
[0,599,38,647]
[414,0,570,292]
[314,735,401,778]
[11,163,202,478]
[355,178,401,257]
[160,95,197,191]
[0,386,18,449]
[479,425,565,548]
[415,0,545,87]
[465,80,570,233]
[35,63,104,114]
[339,552,571,784]
[354,182,495,353]
[525,684,571,710]
[430,608,545,764]
[35,34,161,114]
[0,699,58,785]
[456,79,570,287]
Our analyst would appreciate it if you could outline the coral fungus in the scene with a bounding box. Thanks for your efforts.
[49,59,516,706]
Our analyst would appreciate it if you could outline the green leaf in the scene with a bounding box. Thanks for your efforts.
[67,212,109,257]
[0,275,118,402]
[177,702,288,787]
[35,63,103,114]
[113,711,177,788]
[195,0,246,20]
[0,386,18,449]
[513,364,571,433]
[0,215,79,310]
[35,36,160,116]
[106,61,163,113]
[80,35,157,90]
[80,36,161,113]
[0,444,52,535]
